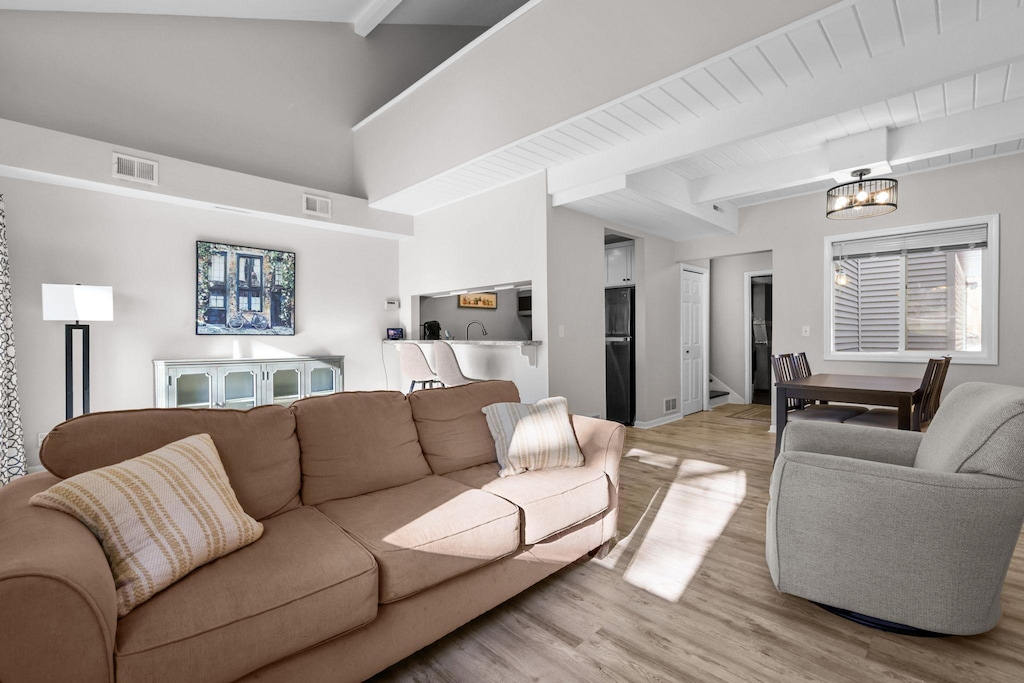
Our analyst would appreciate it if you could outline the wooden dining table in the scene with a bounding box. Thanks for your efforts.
[774,373,924,454]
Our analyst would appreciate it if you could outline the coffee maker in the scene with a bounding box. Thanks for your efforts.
[422,320,442,340]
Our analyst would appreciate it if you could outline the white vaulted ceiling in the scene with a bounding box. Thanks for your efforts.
[367,0,1024,241]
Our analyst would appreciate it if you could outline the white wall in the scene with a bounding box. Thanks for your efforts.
[709,251,772,396]
[546,206,606,419]
[3,178,400,469]
[677,153,1024,395]
[0,10,481,195]
[399,174,549,401]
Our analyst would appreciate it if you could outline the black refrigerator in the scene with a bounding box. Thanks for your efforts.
[605,287,635,426]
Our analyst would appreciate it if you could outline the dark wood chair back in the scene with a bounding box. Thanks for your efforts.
[917,356,952,425]
[771,353,805,410]
[793,352,812,379]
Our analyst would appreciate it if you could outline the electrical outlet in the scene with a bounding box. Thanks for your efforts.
[801,325,810,337]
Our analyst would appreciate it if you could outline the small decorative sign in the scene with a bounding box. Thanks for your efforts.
[196,241,295,335]
[458,292,497,309]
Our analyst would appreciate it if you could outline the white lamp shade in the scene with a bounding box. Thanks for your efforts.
[42,284,114,322]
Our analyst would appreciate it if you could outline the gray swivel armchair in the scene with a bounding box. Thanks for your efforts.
[767,382,1024,635]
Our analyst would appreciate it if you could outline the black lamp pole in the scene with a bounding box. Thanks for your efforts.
[64,322,90,420]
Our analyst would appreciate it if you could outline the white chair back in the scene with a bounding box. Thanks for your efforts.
[433,341,478,387]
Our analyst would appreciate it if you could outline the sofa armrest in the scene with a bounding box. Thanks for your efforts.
[571,415,625,545]
[767,450,1024,634]
[0,473,117,683]
[780,420,922,466]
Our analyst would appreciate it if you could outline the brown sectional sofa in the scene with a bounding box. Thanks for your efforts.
[0,380,624,683]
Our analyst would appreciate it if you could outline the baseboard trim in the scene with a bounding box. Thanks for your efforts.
[634,412,683,429]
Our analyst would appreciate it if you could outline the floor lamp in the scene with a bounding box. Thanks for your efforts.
[42,284,114,420]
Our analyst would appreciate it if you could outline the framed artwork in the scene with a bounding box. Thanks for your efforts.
[196,241,295,335]
[458,292,497,309]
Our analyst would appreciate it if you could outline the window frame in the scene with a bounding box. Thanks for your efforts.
[823,214,999,365]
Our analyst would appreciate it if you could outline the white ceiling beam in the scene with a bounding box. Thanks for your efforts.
[354,0,404,37]
[626,168,738,234]
[691,96,1024,204]
[550,175,625,206]
[547,9,1024,196]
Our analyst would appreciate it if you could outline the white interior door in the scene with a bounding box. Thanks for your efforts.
[680,268,706,415]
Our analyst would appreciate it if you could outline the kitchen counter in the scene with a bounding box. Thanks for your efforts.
[384,339,541,347]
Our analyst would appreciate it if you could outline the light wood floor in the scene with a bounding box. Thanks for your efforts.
[372,405,1024,682]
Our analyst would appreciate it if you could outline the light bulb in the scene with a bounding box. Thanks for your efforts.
[833,195,849,209]
[875,190,890,203]
[855,189,869,202]
[834,268,849,286]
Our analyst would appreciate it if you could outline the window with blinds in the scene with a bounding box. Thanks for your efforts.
[826,216,998,364]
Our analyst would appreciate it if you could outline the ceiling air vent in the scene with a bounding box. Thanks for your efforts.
[112,153,158,185]
[303,194,332,218]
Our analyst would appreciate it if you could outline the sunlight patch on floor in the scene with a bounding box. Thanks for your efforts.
[596,459,746,602]
[623,447,681,469]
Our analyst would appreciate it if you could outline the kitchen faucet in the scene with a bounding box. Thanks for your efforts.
[466,320,488,339]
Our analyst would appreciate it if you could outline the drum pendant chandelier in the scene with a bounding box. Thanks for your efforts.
[826,169,898,219]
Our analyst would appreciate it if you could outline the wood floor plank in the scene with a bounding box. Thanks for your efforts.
[371,405,1024,682]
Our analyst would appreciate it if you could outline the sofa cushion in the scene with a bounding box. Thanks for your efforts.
[31,433,264,617]
[114,506,377,683]
[445,462,609,544]
[409,380,521,475]
[917,382,1024,480]
[293,391,432,505]
[316,475,519,603]
[39,405,300,521]
[482,396,585,477]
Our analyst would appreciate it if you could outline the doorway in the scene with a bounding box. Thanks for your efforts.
[745,271,773,405]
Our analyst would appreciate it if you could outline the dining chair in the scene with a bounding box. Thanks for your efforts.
[398,343,441,393]
[843,356,951,431]
[771,353,867,423]
[432,340,483,387]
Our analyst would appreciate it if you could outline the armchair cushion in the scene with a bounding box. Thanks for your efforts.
[780,420,922,466]
[917,382,1024,480]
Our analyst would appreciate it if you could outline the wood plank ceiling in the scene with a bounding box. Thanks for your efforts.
[371,0,1024,241]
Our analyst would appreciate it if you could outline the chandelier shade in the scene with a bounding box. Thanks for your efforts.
[826,169,898,220]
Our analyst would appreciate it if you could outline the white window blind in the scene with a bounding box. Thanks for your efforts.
[832,224,988,261]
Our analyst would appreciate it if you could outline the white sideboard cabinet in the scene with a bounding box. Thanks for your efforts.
[154,356,344,409]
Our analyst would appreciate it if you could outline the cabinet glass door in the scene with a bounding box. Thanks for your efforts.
[219,366,260,410]
[172,370,214,409]
[270,366,303,406]
[308,365,338,396]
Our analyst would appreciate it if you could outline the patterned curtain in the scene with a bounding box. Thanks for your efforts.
[0,194,26,485]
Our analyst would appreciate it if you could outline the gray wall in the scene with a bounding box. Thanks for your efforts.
[3,177,401,470]
[678,153,1024,398]
[418,290,531,341]
[0,10,481,195]
[709,251,772,397]
[547,206,606,419]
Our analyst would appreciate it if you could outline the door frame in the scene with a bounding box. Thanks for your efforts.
[744,269,773,405]
[680,264,710,413]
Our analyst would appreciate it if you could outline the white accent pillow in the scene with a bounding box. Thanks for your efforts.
[31,433,263,616]
[482,397,585,477]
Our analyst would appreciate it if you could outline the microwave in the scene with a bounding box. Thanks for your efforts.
[517,291,532,317]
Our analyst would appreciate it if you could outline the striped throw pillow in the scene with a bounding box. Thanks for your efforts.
[482,397,584,477]
[31,433,263,616]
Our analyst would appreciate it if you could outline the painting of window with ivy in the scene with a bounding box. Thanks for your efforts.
[196,241,295,335]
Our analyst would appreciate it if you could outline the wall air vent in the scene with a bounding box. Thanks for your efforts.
[303,194,332,218]
[664,397,678,413]
[112,153,158,185]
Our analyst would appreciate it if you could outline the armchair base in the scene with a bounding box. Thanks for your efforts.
[813,602,947,638]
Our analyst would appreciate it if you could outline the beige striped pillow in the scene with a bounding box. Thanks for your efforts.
[482,397,584,477]
[31,433,263,616]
